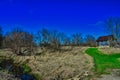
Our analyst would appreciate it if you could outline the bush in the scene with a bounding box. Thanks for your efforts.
[21,64,32,74]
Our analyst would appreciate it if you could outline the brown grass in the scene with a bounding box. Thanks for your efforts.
[98,47,120,54]
[0,47,93,80]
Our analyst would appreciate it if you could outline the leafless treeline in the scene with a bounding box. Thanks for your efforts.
[0,27,96,55]
[105,17,120,46]
[0,17,120,55]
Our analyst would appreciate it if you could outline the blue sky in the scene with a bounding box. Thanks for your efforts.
[0,0,120,38]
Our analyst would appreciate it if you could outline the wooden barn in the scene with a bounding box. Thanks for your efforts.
[96,35,115,47]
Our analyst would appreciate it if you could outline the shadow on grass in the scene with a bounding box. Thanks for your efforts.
[0,57,41,80]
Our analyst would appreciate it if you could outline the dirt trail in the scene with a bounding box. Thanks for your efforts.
[96,69,120,80]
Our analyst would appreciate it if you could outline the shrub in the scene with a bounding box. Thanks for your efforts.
[21,64,32,74]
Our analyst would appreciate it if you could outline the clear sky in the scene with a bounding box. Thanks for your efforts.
[0,0,120,37]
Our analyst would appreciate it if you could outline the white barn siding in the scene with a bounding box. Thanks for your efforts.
[98,41,110,46]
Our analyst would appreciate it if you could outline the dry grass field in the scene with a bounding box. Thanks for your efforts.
[1,47,120,80]
[0,47,93,80]
[98,47,120,54]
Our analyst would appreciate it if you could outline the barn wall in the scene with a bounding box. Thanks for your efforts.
[98,41,110,46]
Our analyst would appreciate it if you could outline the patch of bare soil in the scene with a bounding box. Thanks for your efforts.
[0,47,94,80]
[96,69,120,80]
[98,47,120,54]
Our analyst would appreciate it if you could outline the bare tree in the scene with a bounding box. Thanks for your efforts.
[0,27,3,48]
[41,28,51,47]
[3,28,36,55]
[58,32,71,46]
[72,33,83,46]
[36,30,42,46]
[85,35,96,46]
[39,28,61,50]
[63,37,71,46]
[105,17,120,44]
[49,30,61,50]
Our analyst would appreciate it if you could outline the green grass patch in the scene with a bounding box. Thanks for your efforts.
[21,64,32,74]
[86,48,120,74]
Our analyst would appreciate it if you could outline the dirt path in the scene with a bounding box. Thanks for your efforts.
[96,69,120,80]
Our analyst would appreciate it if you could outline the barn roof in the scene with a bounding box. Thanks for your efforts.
[96,35,114,42]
